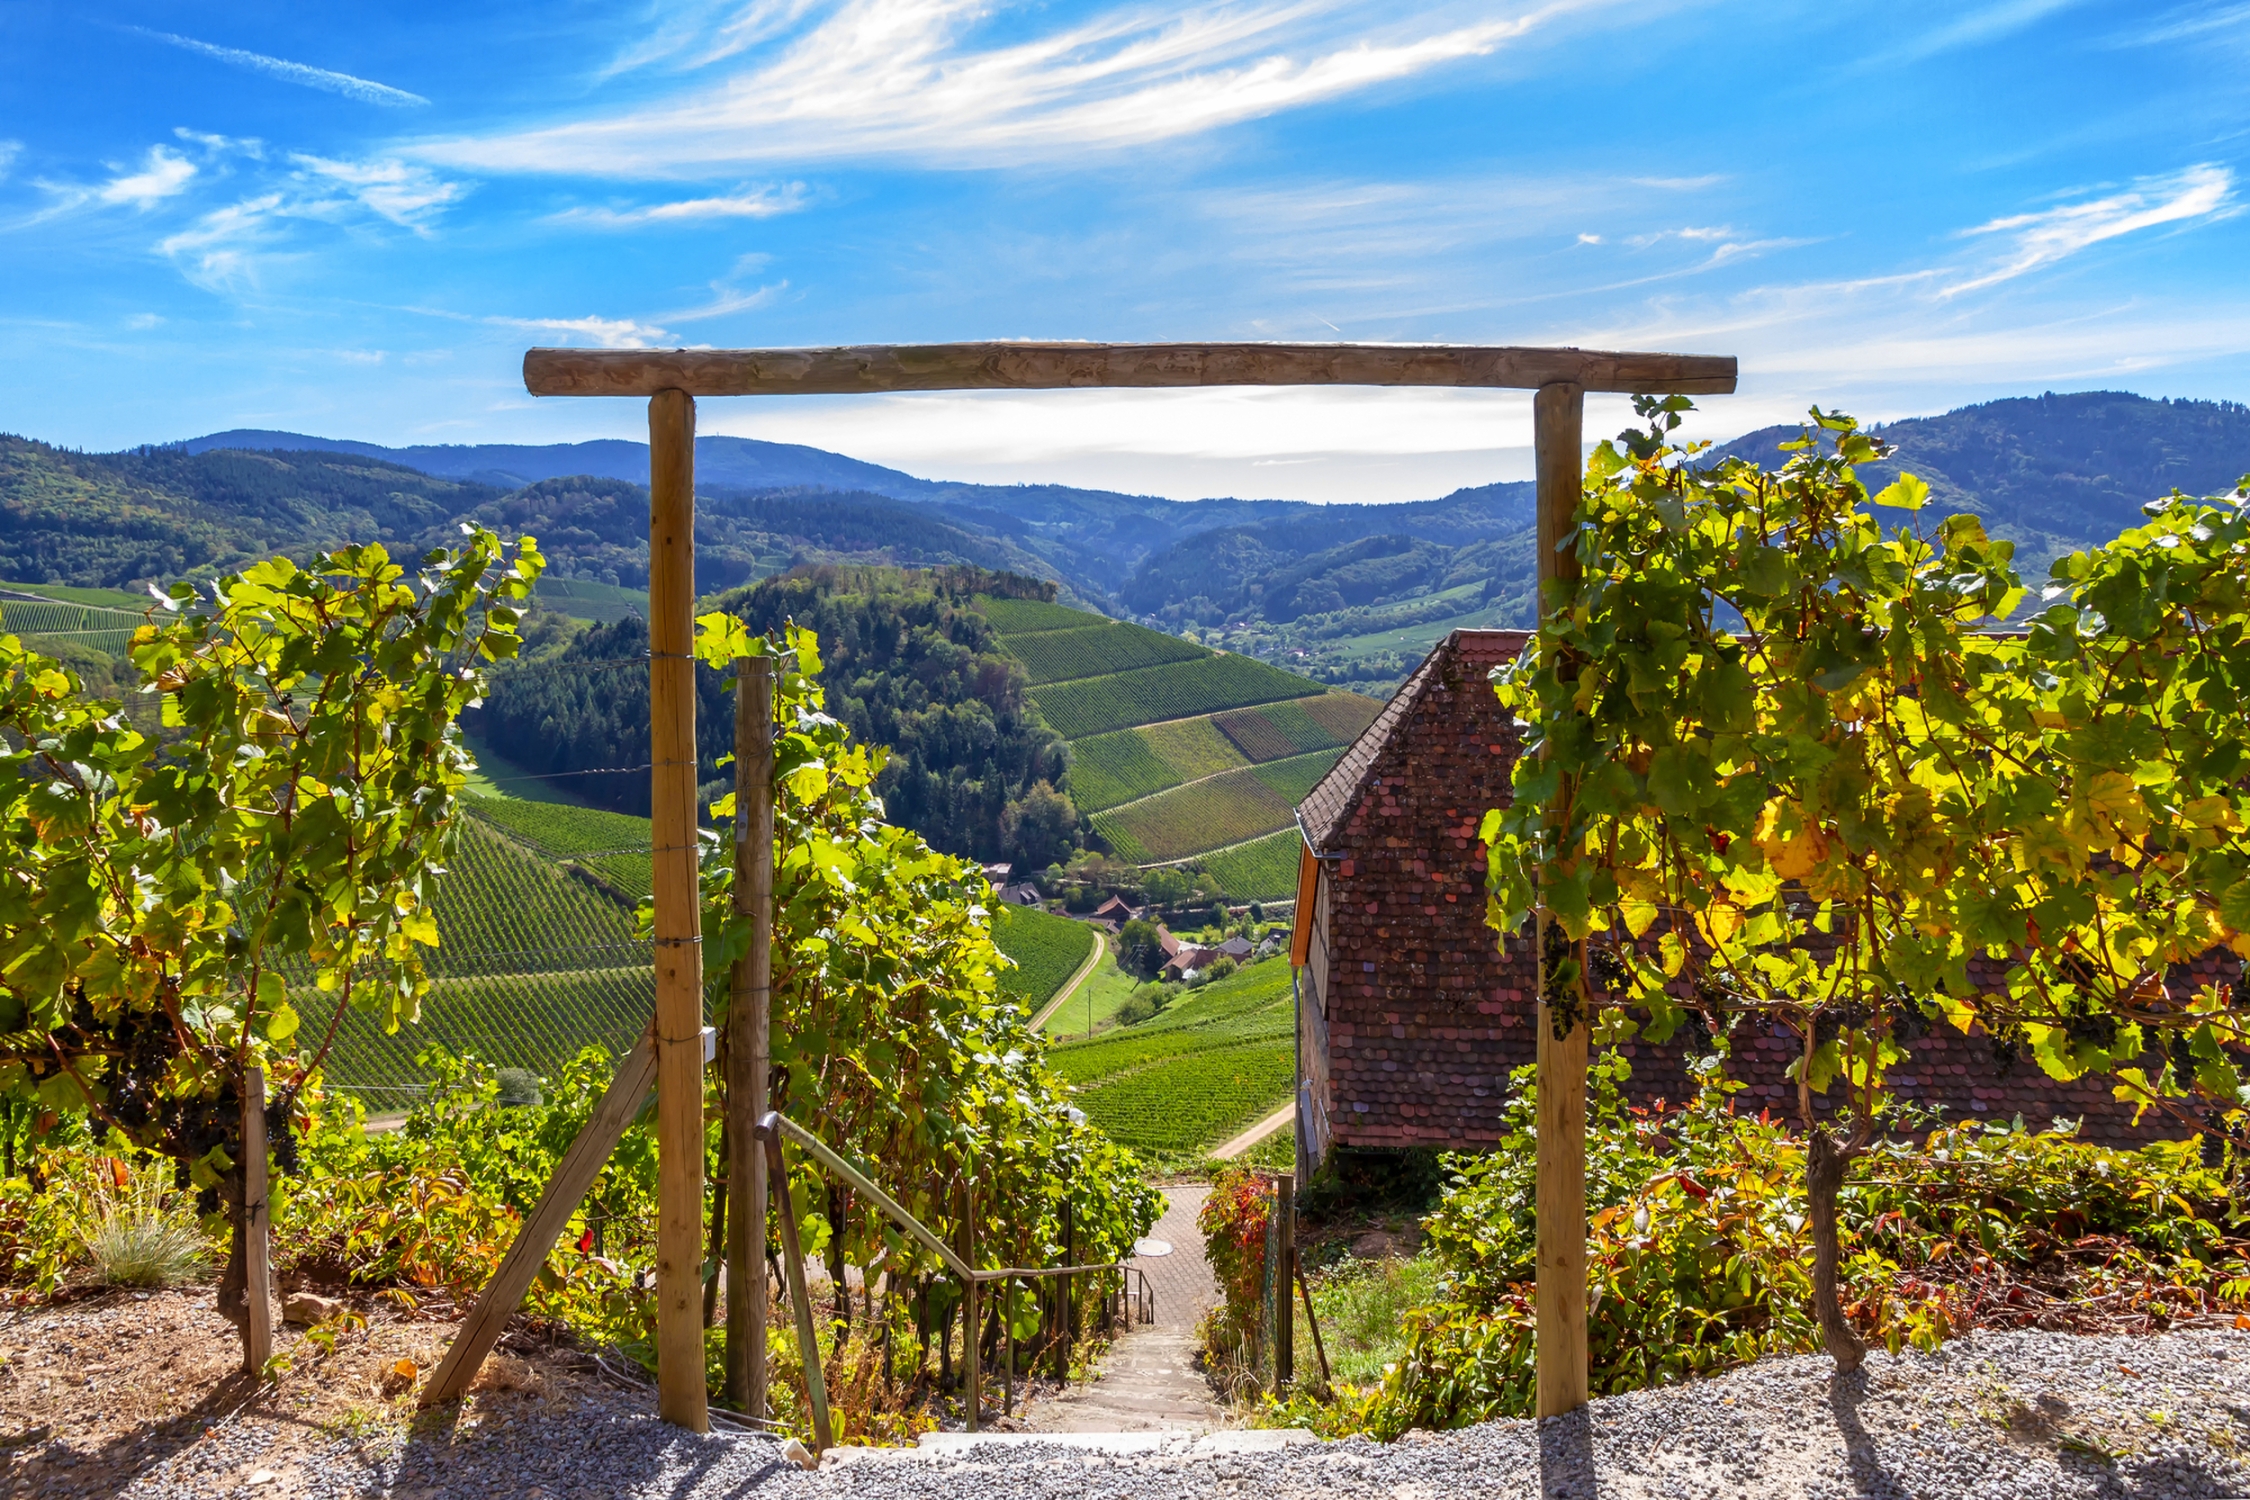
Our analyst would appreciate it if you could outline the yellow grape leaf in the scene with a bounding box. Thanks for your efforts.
[1621,896,1659,939]
[1658,930,1687,977]
[1700,903,1745,946]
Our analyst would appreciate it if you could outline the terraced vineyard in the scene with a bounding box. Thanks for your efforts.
[992,905,1096,1012]
[322,805,655,1096]
[0,592,151,655]
[978,594,1380,894]
[468,795,656,899]
[1197,830,1304,903]
[1028,653,1322,738]
[1050,958,1294,1158]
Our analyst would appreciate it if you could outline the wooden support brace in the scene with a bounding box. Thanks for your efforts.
[422,1030,659,1407]
[1532,380,1590,1420]
[241,1068,272,1376]
[758,1123,834,1453]
[1274,1173,1295,1389]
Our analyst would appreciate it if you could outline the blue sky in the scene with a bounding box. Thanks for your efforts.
[2,1,2245,502]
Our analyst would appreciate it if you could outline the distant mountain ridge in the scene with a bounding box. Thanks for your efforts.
[179,428,935,498]
[3,388,2241,696]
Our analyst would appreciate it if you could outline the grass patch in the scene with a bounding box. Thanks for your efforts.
[465,795,654,898]
[1040,941,1145,1040]
[1298,1254,1443,1387]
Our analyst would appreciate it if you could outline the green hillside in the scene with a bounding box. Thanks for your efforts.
[322,808,654,1096]
[1049,957,1294,1159]
[992,905,1097,1012]
[324,796,1089,1098]
[981,595,1372,899]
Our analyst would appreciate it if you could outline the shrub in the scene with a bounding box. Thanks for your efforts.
[80,1166,208,1288]
[1259,1054,2250,1440]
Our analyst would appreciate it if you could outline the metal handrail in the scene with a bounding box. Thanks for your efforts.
[752,1110,1135,1450]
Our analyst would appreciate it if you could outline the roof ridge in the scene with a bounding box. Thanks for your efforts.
[1294,627,1530,854]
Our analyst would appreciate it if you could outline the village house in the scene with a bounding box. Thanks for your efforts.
[1287,629,2208,1176]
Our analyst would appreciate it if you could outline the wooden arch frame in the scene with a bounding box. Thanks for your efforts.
[456,340,1737,1432]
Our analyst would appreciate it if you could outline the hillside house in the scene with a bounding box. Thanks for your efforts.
[1286,629,2205,1175]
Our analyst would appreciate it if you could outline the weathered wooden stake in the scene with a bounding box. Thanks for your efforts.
[648,386,709,1433]
[726,654,776,1416]
[1274,1172,1295,1388]
[241,1067,272,1376]
[961,1181,980,1432]
[1532,380,1589,1419]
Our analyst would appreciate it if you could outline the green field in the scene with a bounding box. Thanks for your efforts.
[0,581,152,610]
[1040,943,1143,1039]
[322,966,656,1097]
[976,596,1102,634]
[535,577,649,624]
[429,815,645,974]
[992,905,1096,1012]
[1213,693,1380,761]
[1029,654,1323,738]
[466,795,655,898]
[317,803,658,1096]
[0,594,147,655]
[1198,830,1305,903]
[1067,730,1186,812]
[1050,958,1295,1157]
[999,621,1204,685]
[1090,753,1339,863]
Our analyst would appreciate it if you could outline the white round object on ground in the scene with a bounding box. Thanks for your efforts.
[1132,1237,1172,1258]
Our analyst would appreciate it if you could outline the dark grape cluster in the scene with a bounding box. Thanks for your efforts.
[1585,943,1631,992]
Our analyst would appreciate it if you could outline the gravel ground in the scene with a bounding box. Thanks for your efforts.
[15,1326,2244,1498]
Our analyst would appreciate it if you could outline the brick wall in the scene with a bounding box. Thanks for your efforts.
[1309,632,2200,1153]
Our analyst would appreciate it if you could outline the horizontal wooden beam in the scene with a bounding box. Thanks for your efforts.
[522,342,1736,399]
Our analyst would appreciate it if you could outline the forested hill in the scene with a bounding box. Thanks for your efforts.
[0,435,503,588]
[475,567,1076,867]
[1714,392,2250,571]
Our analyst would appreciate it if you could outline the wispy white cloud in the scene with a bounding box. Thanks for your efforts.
[481,313,674,347]
[547,182,810,227]
[414,0,1599,175]
[127,27,429,108]
[2114,0,2250,47]
[0,141,20,183]
[31,145,200,218]
[290,155,470,230]
[158,192,288,288]
[151,155,472,288]
[1872,0,2087,63]
[1945,163,2236,294]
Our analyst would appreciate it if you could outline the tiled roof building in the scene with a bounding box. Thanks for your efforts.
[1286,629,2204,1174]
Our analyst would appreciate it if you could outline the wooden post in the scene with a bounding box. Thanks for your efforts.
[727,655,776,1416]
[424,1031,659,1406]
[240,1068,272,1376]
[1532,380,1589,1419]
[648,387,708,1433]
[1274,1172,1294,1389]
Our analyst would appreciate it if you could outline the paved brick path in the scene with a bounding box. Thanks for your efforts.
[1022,1185,1221,1432]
